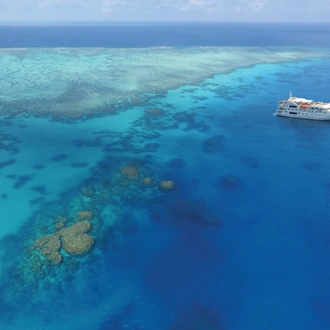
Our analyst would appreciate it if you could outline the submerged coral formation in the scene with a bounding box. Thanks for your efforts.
[142,177,156,188]
[33,219,94,266]
[159,180,175,190]
[60,220,94,255]
[119,165,140,180]
[55,216,67,229]
[11,159,176,282]
[34,233,62,265]
[77,210,93,220]
[0,158,180,315]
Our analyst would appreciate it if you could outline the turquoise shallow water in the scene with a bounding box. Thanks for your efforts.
[1,52,330,330]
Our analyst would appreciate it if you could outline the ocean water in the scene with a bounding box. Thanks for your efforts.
[0,23,330,330]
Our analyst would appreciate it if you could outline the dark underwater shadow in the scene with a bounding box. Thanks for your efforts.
[51,153,69,161]
[164,196,221,227]
[311,297,330,329]
[143,192,224,293]
[97,302,142,330]
[0,158,15,168]
[170,304,224,330]
[13,174,34,189]
[202,134,226,154]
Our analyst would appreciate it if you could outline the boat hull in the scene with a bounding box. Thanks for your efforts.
[274,112,330,121]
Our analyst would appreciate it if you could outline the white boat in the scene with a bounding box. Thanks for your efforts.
[274,92,330,120]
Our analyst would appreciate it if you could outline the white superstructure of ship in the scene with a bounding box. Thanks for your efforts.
[274,92,330,120]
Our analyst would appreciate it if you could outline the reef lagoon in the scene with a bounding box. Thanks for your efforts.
[1,23,330,330]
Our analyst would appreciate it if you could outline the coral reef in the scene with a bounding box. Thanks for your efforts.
[77,210,93,220]
[80,185,96,197]
[159,180,175,190]
[142,177,156,188]
[119,165,140,180]
[0,47,323,118]
[34,233,62,265]
[119,179,130,187]
[33,219,94,267]
[0,157,185,312]
[55,216,67,230]
[59,221,94,255]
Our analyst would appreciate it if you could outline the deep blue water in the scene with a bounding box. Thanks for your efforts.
[0,23,330,47]
[1,24,330,330]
